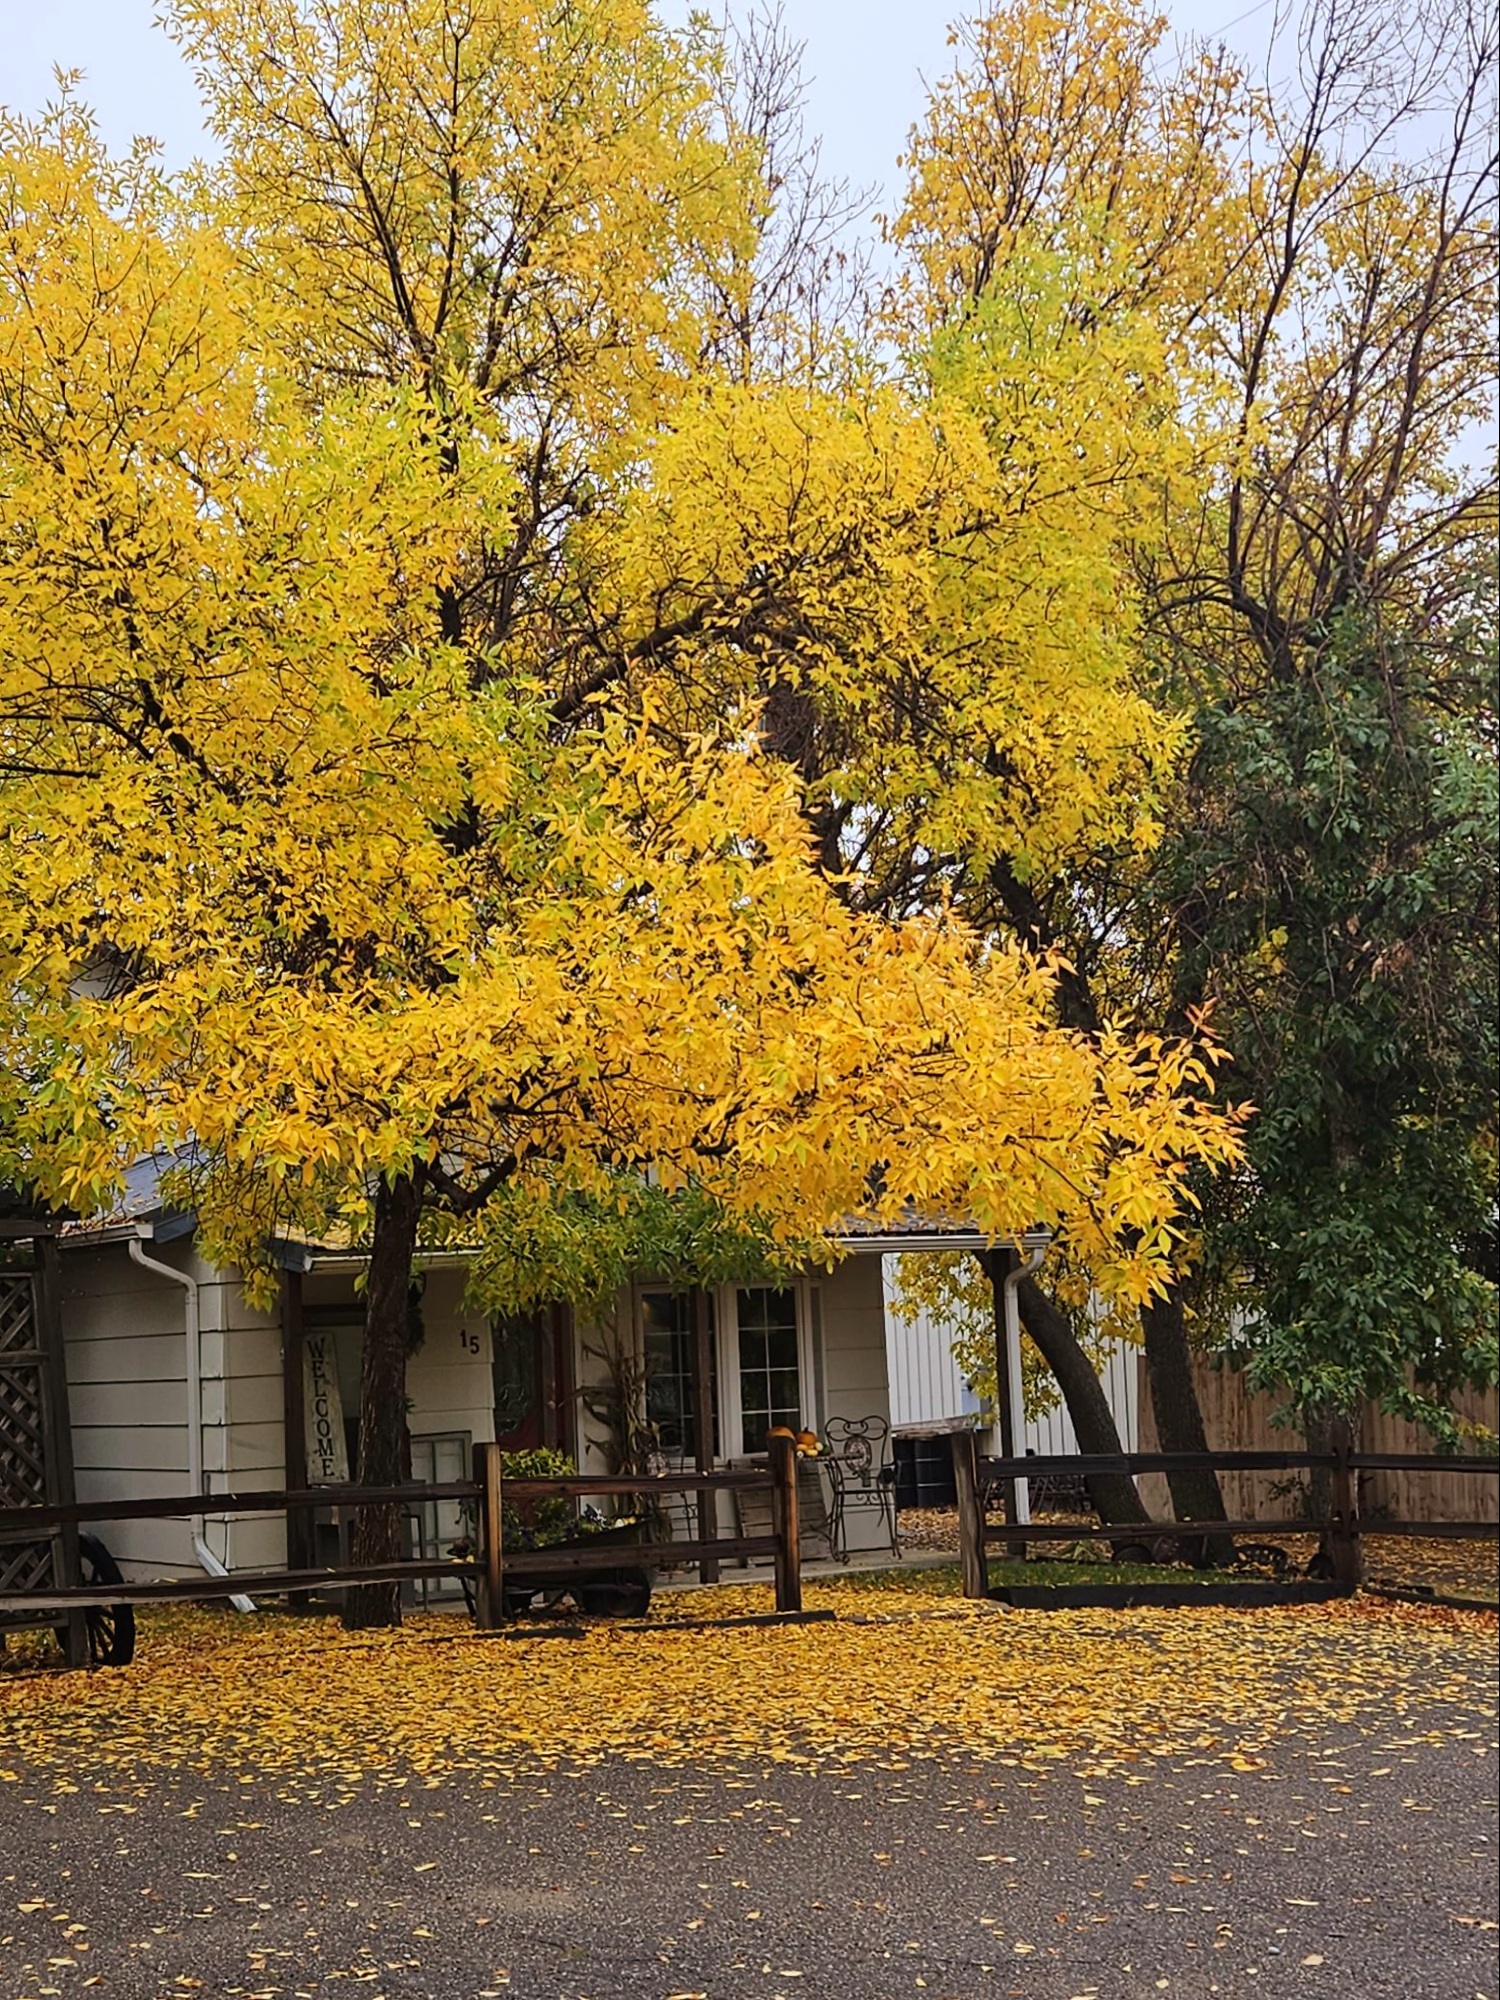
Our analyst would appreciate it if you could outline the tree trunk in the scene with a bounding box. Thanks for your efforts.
[344,1171,423,1630]
[1013,1273,1153,1531]
[1139,1285,1235,1568]
[1301,1405,1335,1527]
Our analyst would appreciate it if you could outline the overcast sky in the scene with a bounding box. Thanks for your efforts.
[3,0,1279,206]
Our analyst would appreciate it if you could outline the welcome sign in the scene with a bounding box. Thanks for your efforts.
[303,1333,350,1484]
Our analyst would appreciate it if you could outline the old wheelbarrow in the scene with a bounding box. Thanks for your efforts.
[451,1519,656,1620]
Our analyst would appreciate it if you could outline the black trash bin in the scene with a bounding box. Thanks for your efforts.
[893,1430,960,1511]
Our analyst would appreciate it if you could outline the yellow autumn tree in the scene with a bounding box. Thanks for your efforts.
[1,5,1245,1624]
[878,0,1497,1537]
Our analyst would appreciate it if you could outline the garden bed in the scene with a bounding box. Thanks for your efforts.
[897,1510,1497,1602]
[989,1577,1352,1609]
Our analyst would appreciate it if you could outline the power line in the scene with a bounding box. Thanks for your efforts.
[1201,0,1279,40]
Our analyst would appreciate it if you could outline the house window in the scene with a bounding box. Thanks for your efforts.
[640,1290,718,1461]
[735,1285,802,1455]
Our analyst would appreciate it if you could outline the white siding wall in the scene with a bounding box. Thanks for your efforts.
[817,1257,890,1431]
[814,1257,896,1554]
[1021,1341,1141,1456]
[880,1256,1141,1453]
[60,1240,197,1576]
[405,1265,497,1456]
[880,1262,982,1431]
[56,1251,540,1583]
[299,1264,498,1467]
[57,1238,287,1577]
[210,1268,286,1574]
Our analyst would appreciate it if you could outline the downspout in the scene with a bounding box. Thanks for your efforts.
[1001,1239,1048,1527]
[129,1234,256,1613]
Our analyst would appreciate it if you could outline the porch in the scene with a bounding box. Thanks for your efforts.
[287,1248,908,1592]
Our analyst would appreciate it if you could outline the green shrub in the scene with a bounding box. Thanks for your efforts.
[498,1446,579,1549]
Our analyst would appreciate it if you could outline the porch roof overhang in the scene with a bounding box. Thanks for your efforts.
[290,1221,1051,1277]
[56,1210,197,1251]
[833,1223,1051,1257]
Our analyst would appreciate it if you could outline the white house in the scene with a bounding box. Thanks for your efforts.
[53,1191,1050,1590]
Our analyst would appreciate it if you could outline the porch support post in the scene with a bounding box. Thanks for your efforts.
[950,1427,988,1600]
[280,1268,312,1582]
[981,1247,1027,1559]
[691,1286,719,1584]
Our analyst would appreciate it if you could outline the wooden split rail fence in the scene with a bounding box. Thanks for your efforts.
[0,1435,806,1632]
[948,1435,1500,1597]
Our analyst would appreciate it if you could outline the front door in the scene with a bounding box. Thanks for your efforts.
[635,1283,814,1463]
[491,1307,571,1455]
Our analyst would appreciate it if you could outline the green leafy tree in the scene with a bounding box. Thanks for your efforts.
[1172,610,1498,1437]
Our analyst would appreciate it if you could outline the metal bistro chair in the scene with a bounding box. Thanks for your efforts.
[822,1415,900,1562]
[729,1450,838,1565]
[644,1447,699,1546]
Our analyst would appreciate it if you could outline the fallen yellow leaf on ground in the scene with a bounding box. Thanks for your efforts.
[0,1581,1493,1812]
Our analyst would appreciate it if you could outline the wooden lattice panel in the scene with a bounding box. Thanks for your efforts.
[0,1363,48,1506]
[0,1273,36,1354]
[0,1533,55,1596]
[0,1265,69,1623]
[0,1276,47,1511]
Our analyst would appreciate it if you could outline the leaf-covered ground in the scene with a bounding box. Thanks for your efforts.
[0,1585,1495,1999]
[1,1582,1493,1801]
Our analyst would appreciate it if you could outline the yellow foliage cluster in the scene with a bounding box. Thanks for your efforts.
[894,0,1497,675]
[0,0,1247,1308]
[894,0,1252,340]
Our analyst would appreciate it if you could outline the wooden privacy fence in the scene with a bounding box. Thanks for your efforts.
[947,1435,1500,1597]
[0,1434,806,1632]
[1136,1358,1500,1525]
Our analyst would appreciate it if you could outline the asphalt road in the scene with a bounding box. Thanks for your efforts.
[2,1716,1495,2000]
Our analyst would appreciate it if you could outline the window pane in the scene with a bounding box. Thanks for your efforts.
[640,1290,717,1460]
[769,1368,799,1412]
[736,1287,800,1456]
[767,1321,798,1370]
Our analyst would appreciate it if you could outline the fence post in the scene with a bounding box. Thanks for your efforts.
[769,1433,802,1614]
[951,1428,989,1599]
[473,1442,505,1627]
[1328,1432,1364,1588]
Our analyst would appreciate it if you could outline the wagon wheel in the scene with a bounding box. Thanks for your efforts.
[56,1533,136,1667]
[575,1570,652,1618]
